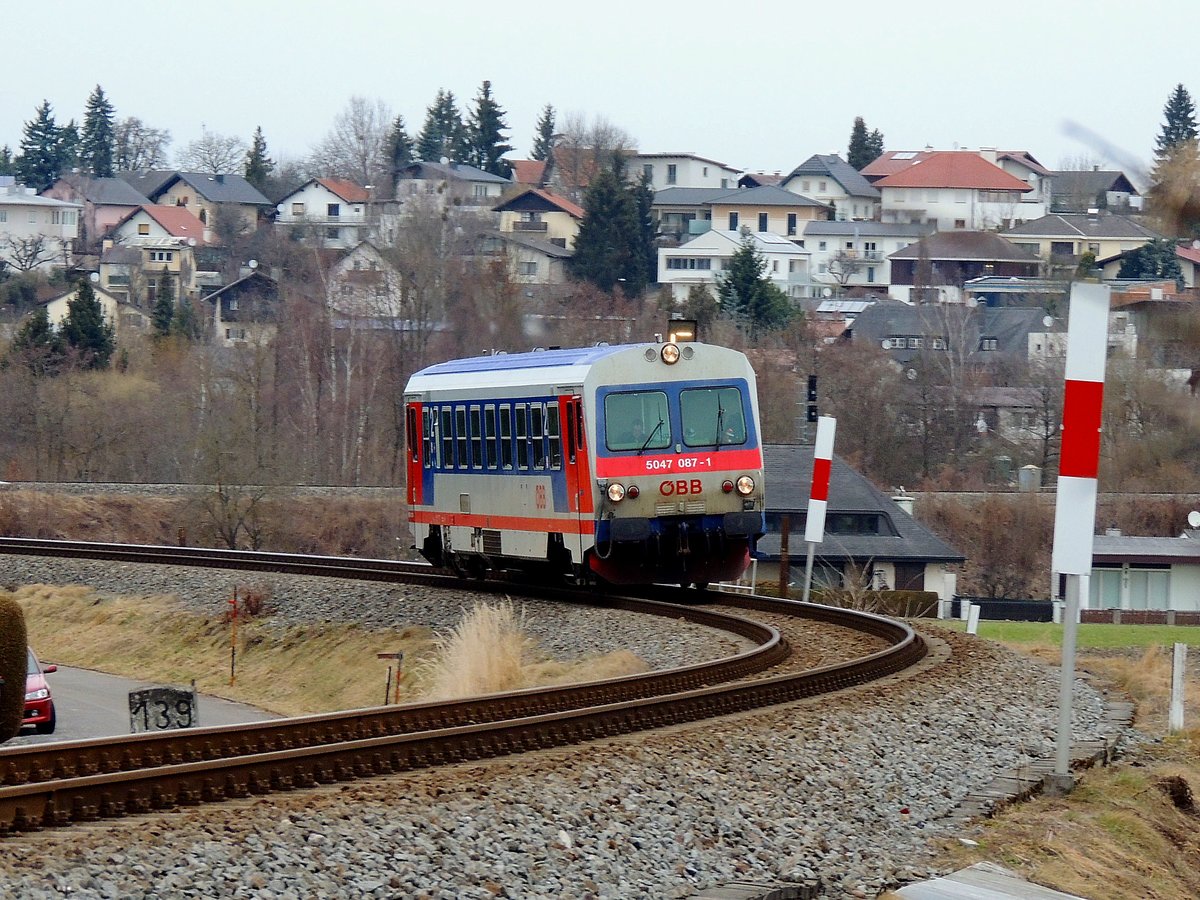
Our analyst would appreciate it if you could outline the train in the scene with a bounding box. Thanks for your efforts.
[403,339,765,587]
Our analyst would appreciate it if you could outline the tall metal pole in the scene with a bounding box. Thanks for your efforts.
[1054,573,1081,776]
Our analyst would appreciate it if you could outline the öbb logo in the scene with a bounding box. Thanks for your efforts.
[660,479,703,496]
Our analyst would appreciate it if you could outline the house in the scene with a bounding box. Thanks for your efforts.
[325,241,403,319]
[886,231,1040,303]
[0,184,82,271]
[1085,527,1200,615]
[493,187,583,248]
[630,152,740,190]
[873,151,1041,230]
[1002,211,1161,271]
[1050,169,1141,213]
[275,178,371,249]
[482,231,574,284]
[396,161,510,207]
[43,176,150,251]
[658,228,811,302]
[738,172,787,188]
[864,148,1051,206]
[756,443,964,599]
[109,205,207,247]
[709,185,832,239]
[202,270,279,346]
[508,159,548,188]
[781,154,881,221]
[117,170,272,241]
[1174,243,1200,288]
[651,187,740,244]
[803,221,931,294]
[42,282,151,338]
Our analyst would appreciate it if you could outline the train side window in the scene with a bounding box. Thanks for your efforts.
[574,400,585,455]
[406,406,419,462]
[531,404,545,469]
[455,406,468,469]
[546,402,562,469]
[439,407,453,470]
[515,403,529,470]
[422,407,435,469]
[500,404,513,470]
[469,406,483,469]
[484,405,498,469]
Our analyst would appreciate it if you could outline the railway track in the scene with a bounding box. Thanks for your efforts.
[0,539,926,836]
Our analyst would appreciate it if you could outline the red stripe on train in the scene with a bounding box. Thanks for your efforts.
[595,448,763,478]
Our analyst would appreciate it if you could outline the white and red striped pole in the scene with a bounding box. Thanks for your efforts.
[1050,281,1110,786]
[802,416,836,604]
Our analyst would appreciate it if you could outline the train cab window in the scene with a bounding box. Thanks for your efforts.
[405,406,419,463]
[515,403,529,470]
[469,406,483,469]
[546,402,562,469]
[531,404,545,469]
[439,407,453,469]
[604,391,670,451]
[455,406,468,468]
[484,405,498,469]
[500,404,513,469]
[422,408,435,468]
[681,386,747,447]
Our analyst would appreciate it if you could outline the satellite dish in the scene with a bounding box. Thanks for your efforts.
[89,272,100,283]
[906,368,917,380]
[440,156,450,165]
[248,259,258,270]
[822,287,833,298]
[1193,240,1200,250]
[881,339,891,349]
[1042,315,1054,327]
[188,237,197,247]
[1188,510,1200,528]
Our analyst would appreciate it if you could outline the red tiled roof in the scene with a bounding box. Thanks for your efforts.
[316,178,370,203]
[1177,245,1200,265]
[140,205,207,241]
[510,160,547,185]
[873,152,1032,192]
[530,188,584,218]
[860,151,934,178]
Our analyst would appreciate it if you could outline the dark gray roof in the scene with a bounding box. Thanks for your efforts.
[118,170,178,198]
[1003,212,1160,241]
[759,443,964,563]
[100,246,142,265]
[118,170,271,206]
[653,187,756,207]
[710,184,830,208]
[888,231,1040,262]
[85,177,150,206]
[803,221,932,238]
[496,231,573,259]
[402,161,511,184]
[1050,170,1139,198]
[784,154,881,199]
[848,302,1050,364]
[1093,533,1200,565]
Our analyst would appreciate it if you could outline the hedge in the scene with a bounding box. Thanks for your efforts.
[0,594,27,742]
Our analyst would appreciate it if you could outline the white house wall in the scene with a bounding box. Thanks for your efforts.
[1170,564,1200,611]
[638,156,738,190]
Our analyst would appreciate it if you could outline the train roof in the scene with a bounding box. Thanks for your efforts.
[412,343,637,378]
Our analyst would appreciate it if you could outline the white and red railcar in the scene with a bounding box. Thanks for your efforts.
[403,340,765,586]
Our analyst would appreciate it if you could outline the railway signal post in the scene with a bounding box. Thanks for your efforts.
[802,416,836,605]
[1049,282,1110,791]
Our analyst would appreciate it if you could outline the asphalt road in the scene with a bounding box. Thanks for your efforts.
[6,665,279,747]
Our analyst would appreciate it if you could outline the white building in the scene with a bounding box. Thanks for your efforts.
[0,184,82,271]
[631,153,741,190]
[275,178,371,250]
[802,221,930,293]
[657,229,810,302]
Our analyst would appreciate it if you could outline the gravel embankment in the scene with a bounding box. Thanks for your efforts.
[0,557,1125,899]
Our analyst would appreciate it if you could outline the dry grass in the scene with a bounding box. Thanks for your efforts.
[14,587,648,717]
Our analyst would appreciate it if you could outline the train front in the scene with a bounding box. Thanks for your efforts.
[587,342,765,587]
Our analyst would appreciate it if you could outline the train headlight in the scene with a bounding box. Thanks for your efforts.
[626,484,640,499]
[736,476,755,496]
[721,480,734,494]
[607,482,626,502]
[660,343,680,365]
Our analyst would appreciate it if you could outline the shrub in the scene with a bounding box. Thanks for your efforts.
[0,593,27,742]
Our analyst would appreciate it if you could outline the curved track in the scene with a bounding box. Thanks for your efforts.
[0,539,926,835]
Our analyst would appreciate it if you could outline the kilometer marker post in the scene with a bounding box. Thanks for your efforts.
[802,416,836,605]
[1050,282,1110,789]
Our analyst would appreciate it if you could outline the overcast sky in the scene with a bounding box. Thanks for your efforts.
[0,0,1187,183]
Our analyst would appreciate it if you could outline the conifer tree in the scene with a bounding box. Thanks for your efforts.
[466,80,513,177]
[80,85,116,177]
[530,103,556,162]
[60,278,115,369]
[244,126,274,194]
[172,294,200,340]
[385,114,414,192]
[8,306,64,376]
[152,268,174,337]
[1155,83,1198,162]
[0,146,12,176]
[569,155,648,295]
[847,116,884,170]
[416,89,466,163]
[715,233,792,340]
[17,100,66,190]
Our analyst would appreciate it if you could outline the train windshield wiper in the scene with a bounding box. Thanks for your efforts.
[638,419,664,455]
[715,403,726,448]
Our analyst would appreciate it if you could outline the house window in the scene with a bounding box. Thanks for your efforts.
[292,202,305,215]
[138,223,150,235]
[229,299,239,311]
[979,337,999,351]
[225,327,247,341]
[954,219,966,229]
[787,213,797,235]
[1087,242,1100,255]
[728,212,738,230]
[867,266,875,283]
[758,212,768,232]
[327,203,340,217]
[907,337,923,349]
[884,336,906,349]
[643,163,653,182]
[801,180,811,191]
[932,337,946,350]
[327,227,340,239]
[818,181,827,192]
[720,178,728,188]
[473,184,489,198]
[818,241,827,251]
[702,166,709,177]
[0,211,6,223]
[845,241,854,250]
[667,164,677,184]
[518,261,537,275]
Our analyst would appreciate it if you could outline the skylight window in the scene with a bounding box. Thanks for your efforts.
[893,152,917,160]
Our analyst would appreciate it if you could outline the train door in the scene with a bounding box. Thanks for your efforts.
[562,395,593,564]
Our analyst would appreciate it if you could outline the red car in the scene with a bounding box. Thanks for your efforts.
[23,648,57,734]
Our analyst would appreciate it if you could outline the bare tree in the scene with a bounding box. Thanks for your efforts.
[550,111,637,202]
[113,117,171,171]
[176,127,248,173]
[825,248,865,290]
[308,96,392,187]
[4,235,56,271]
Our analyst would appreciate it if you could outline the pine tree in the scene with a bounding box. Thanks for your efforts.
[16,101,66,190]
[465,80,513,177]
[152,268,174,337]
[57,119,80,173]
[416,89,466,163]
[847,116,884,170]
[530,103,556,162]
[385,114,414,192]
[715,233,792,340]
[0,146,12,176]
[568,155,648,295]
[244,126,274,193]
[867,128,885,162]
[7,307,64,376]
[79,85,116,177]
[1156,83,1198,161]
[60,278,115,369]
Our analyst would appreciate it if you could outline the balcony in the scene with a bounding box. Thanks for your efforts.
[512,221,549,233]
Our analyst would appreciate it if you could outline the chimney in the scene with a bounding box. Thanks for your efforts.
[1093,165,1100,172]
[1087,208,1100,220]
[979,147,997,164]
[891,487,914,515]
